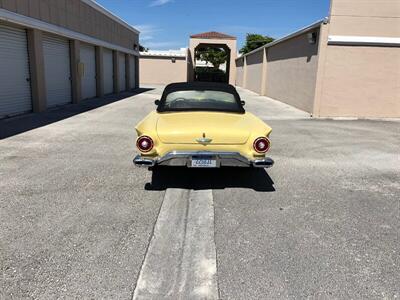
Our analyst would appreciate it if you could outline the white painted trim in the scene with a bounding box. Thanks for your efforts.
[0,8,139,56]
[328,35,400,46]
[81,0,139,34]
[140,53,186,58]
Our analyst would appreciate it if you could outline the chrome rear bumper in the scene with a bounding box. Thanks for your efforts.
[133,151,274,168]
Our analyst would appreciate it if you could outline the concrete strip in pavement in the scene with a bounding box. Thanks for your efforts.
[133,189,218,299]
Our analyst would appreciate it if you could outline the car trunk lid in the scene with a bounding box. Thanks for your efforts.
[156,112,250,144]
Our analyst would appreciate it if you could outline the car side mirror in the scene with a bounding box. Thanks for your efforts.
[241,100,246,106]
[154,100,160,106]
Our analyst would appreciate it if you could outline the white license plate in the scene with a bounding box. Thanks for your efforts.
[191,157,217,168]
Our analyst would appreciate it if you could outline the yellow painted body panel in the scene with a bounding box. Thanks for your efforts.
[135,111,272,160]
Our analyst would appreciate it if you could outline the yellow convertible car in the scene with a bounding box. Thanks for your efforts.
[133,82,274,168]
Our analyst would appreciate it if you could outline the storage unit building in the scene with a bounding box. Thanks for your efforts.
[0,0,139,119]
[139,50,188,85]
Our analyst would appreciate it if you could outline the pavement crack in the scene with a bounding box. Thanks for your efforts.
[130,189,167,300]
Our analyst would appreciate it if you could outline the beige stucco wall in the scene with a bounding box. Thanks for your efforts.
[235,57,244,87]
[266,29,320,113]
[313,0,400,118]
[0,0,138,50]
[331,0,399,18]
[329,0,400,37]
[316,46,400,117]
[329,16,400,38]
[140,56,187,85]
[233,0,399,118]
[189,37,237,85]
[245,49,264,94]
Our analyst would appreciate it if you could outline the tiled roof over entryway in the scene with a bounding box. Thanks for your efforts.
[190,31,236,40]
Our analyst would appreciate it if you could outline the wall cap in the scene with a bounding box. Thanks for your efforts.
[237,19,325,60]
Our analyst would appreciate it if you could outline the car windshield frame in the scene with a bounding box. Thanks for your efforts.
[157,84,245,114]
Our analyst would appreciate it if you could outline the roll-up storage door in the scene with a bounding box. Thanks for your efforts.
[119,53,126,92]
[103,48,113,95]
[80,43,96,99]
[0,24,32,118]
[129,55,136,90]
[43,33,71,107]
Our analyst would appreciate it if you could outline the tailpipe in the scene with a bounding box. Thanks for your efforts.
[252,157,274,168]
[133,155,156,167]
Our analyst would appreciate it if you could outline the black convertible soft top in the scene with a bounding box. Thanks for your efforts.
[158,82,245,113]
[162,81,240,94]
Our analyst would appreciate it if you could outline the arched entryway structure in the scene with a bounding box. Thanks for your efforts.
[193,44,230,83]
[188,31,237,85]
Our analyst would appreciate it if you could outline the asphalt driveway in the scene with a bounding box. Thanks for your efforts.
[0,86,399,299]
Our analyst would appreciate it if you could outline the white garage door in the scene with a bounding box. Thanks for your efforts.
[81,43,96,99]
[119,53,126,92]
[129,55,136,90]
[43,34,71,107]
[103,48,113,95]
[0,24,32,118]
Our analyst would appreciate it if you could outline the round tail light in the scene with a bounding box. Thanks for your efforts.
[253,137,270,153]
[136,136,154,152]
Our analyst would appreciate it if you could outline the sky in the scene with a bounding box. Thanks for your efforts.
[96,0,330,51]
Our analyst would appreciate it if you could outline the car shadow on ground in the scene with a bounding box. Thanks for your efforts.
[0,88,153,139]
[145,167,275,192]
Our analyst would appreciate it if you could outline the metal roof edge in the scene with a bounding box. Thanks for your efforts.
[81,0,139,34]
[237,19,325,60]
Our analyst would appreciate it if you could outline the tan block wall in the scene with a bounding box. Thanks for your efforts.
[0,0,138,50]
[140,56,187,85]
[245,50,264,94]
[235,57,244,87]
[266,29,320,113]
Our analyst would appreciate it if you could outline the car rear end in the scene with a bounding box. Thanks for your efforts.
[133,82,274,169]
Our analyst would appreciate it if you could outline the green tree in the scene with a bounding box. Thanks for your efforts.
[139,44,149,52]
[240,34,274,54]
[195,47,228,69]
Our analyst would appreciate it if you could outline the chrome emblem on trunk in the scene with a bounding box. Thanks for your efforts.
[196,133,212,143]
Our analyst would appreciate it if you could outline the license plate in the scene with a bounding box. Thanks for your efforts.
[191,156,217,168]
